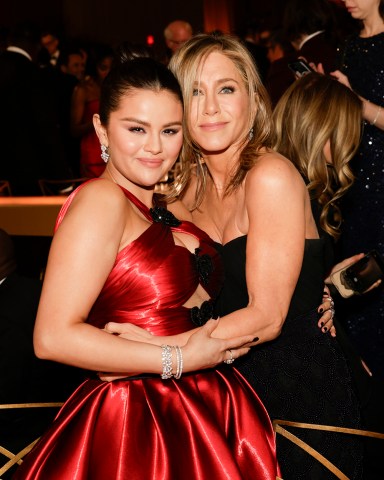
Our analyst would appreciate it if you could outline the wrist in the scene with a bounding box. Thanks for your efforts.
[160,344,184,380]
[371,105,382,126]
[160,345,173,379]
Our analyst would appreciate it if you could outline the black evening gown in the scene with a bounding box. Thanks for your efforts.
[337,32,384,380]
[215,236,363,479]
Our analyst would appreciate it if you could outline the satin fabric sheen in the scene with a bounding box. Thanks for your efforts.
[14,180,278,480]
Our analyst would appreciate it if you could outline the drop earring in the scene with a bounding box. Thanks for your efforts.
[101,144,110,163]
[249,128,254,141]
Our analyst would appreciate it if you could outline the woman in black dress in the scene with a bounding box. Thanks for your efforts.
[331,0,384,380]
[168,34,363,479]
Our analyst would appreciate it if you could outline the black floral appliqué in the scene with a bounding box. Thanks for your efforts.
[149,206,181,227]
[194,248,213,285]
[190,300,214,326]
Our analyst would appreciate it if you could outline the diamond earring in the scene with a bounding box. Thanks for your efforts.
[101,144,110,163]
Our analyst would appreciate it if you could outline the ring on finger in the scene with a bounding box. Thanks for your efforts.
[329,307,335,320]
[224,349,235,364]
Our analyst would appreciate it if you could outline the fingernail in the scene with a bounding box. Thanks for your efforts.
[323,290,328,295]
[253,337,259,342]
[320,322,324,327]
[323,327,328,332]
[319,307,323,313]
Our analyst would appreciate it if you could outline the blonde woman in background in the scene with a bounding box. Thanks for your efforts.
[273,71,384,479]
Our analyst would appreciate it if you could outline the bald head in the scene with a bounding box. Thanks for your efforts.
[164,20,193,53]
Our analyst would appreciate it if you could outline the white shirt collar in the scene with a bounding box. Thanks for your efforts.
[298,30,325,50]
[7,46,32,61]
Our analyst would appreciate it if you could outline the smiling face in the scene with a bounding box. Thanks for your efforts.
[94,88,183,189]
[188,51,250,156]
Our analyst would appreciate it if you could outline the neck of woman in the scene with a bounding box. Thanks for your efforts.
[361,12,384,37]
[203,153,238,195]
[102,166,155,208]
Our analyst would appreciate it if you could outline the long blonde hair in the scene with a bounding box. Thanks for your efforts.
[273,73,362,239]
[168,33,273,207]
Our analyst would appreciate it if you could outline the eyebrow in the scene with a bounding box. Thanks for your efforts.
[120,117,182,127]
[193,77,240,86]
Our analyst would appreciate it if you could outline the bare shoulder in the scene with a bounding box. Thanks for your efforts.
[245,150,306,193]
[74,178,126,203]
[54,179,136,255]
[65,179,128,224]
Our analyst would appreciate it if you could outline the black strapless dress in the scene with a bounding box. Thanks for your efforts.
[215,236,363,479]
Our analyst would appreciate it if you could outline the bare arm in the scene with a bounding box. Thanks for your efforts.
[207,154,307,342]
[331,70,384,131]
[34,180,253,375]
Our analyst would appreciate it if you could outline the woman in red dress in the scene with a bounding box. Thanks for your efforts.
[14,49,279,480]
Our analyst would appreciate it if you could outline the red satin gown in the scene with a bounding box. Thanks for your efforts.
[14,181,279,480]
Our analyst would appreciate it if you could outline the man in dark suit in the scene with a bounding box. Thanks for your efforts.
[0,23,72,196]
[40,29,61,68]
[283,0,340,74]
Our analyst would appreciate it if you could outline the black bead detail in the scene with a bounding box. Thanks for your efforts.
[149,206,181,227]
[194,248,213,285]
[190,300,215,326]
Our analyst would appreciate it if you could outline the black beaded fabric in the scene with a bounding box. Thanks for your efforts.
[337,33,384,379]
[214,236,363,479]
[148,206,219,327]
[190,300,215,326]
[149,206,181,227]
[194,248,214,285]
[190,249,216,326]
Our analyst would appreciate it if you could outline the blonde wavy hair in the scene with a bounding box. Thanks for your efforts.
[272,73,362,240]
[168,33,273,207]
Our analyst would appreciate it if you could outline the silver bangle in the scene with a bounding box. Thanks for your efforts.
[174,346,183,380]
[371,106,382,126]
[160,345,173,379]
